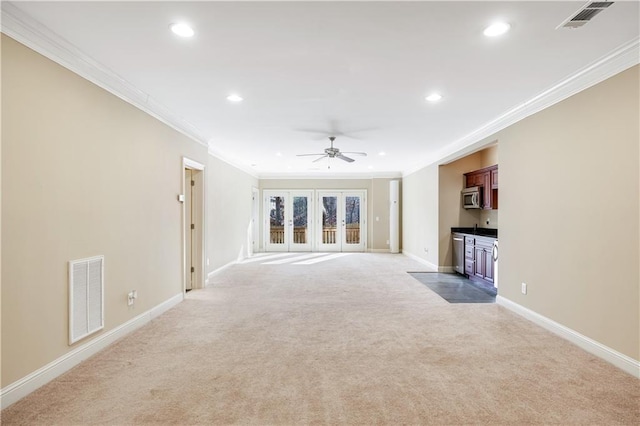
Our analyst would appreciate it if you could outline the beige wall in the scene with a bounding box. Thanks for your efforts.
[259,178,397,251]
[1,36,257,387]
[401,165,439,267]
[497,65,639,360]
[403,65,639,360]
[480,144,498,168]
[207,156,258,267]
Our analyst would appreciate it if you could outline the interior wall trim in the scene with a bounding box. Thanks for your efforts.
[403,36,640,177]
[3,1,637,179]
[401,251,439,272]
[0,293,184,410]
[497,295,640,379]
[205,259,239,286]
[369,249,391,253]
[0,2,272,180]
[0,3,210,149]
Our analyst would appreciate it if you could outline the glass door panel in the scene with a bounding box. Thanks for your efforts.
[342,192,365,252]
[344,196,361,245]
[266,195,287,251]
[318,194,339,251]
[290,192,313,251]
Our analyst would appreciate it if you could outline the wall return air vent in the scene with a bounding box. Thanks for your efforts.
[557,1,614,29]
[69,256,104,344]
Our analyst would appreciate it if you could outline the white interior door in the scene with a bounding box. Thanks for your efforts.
[318,191,366,252]
[265,191,313,252]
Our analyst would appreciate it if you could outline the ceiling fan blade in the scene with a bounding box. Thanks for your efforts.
[341,151,367,156]
[296,153,325,157]
[313,154,329,163]
[336,154,355,163]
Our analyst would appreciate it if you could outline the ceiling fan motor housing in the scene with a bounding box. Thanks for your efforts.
[325,147,340,157]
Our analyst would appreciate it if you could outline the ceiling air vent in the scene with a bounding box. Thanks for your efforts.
[557,1,614,29]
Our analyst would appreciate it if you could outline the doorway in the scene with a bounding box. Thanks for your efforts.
[317,190,366,252]
[264,190,313,252]
[183,158,205,292]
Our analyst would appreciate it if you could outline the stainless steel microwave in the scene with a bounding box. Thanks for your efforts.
[462,186,482,209]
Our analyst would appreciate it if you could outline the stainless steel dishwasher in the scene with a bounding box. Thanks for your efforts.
[452,233,464,274]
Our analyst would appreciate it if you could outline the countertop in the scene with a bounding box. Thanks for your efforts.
[451,227,498,238]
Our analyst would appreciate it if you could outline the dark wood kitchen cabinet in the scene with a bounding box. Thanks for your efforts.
[464,165,498,209]
[466,173,484,188]
[491,168,499,189]
[473,238,494,284]
[459,234,495,285]
[464,236,475,276]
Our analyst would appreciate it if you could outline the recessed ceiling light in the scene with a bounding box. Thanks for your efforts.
[276,152,282,157]
[169,23,194,38]
[378,151,387,156]
[425,93,442,102]
[227,94,243,102]
[483,22,510,37]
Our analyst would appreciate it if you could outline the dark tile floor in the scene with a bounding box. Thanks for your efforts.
[407,272,496,303]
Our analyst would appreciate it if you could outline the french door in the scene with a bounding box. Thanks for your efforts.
[264,191,313,252]
[317,191,366,252]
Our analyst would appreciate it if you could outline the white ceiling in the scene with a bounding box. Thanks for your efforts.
[5,1,640,177]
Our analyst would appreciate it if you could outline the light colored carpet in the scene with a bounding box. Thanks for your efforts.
[2,253,638,425]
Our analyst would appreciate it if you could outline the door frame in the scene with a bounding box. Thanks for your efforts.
[251,187,260,255]
[263,190,314,252]
[182,157,206,293]
[317,190,367,252]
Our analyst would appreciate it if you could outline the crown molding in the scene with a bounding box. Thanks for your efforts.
[1,2,209,149]
[4,2,636,181]
[207,144,260,179]
[402,36,640,178]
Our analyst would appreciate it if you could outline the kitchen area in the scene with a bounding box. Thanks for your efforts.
[443,146,499,291]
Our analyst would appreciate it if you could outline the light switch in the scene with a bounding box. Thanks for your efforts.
[177,194,185,203]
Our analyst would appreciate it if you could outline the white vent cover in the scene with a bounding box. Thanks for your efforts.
[557,1,614,29]
[69,256,104,344]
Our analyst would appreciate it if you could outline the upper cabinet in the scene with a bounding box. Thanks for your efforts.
[464,165,498,210]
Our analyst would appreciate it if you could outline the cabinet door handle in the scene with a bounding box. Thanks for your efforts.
[453,238,463,241]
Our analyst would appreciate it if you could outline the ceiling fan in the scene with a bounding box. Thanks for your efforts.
[296,136,367,164]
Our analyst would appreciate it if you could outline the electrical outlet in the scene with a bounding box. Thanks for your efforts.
[424,247,429,253]
[127,290,137,306]
[521,282,527,295]
[386,240,389,245]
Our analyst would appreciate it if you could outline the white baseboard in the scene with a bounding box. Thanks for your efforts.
[0,292,184,409]
[402,250,439,272]
[497,295,640,378]
[369,248,391,253]
[205,259,238,286]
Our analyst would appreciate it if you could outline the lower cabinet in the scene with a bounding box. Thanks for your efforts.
[474,239,494,284]
[462,235,495,285]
